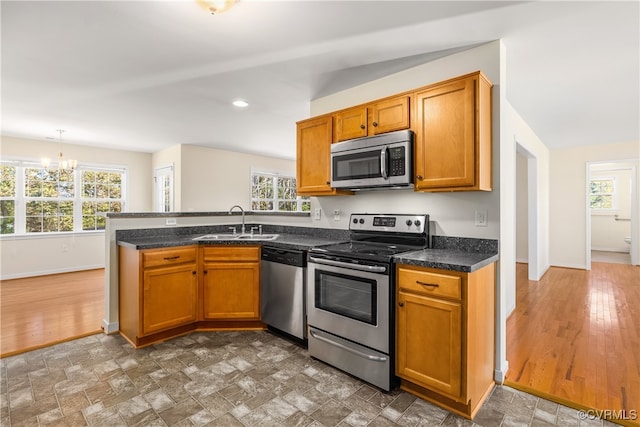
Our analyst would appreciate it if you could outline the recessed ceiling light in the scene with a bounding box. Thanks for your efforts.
[232,100,249,108]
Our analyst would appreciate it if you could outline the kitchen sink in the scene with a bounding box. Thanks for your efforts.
[192,233,279,241]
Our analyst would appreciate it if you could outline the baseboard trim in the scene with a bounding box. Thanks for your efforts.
[1,264,105,281]
[103,320,119,334]
[494,360,509,384]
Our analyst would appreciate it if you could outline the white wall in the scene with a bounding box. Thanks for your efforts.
[550,141,640,268]
[0,135,153,279]
[591,168,633,252]
[516,153,529,262]
[179,145,296,212]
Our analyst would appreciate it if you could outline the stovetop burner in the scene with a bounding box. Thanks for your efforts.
[310,213,430,263]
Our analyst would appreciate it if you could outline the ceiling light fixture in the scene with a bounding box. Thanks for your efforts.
[42,129,77,172]
[197,0,238,15]
[232,99,249,108]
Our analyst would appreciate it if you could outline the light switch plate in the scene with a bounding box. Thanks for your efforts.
[333,209,341,221]
[314,208,321,220]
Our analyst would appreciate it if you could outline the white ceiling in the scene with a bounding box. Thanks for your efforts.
[2,1,638,160]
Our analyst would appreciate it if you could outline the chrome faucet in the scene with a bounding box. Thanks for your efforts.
[228,205,245,234]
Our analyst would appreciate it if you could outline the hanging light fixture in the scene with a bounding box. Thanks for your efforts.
[42,129,77,172]
[197,0,238,15]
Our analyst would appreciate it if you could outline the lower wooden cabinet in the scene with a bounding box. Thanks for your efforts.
[118,244,263,348]
[119,246,198,347]
[396,263,495,419]
[202,246,261,320]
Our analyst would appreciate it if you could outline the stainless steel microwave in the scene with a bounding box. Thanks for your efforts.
[330,130,414,190]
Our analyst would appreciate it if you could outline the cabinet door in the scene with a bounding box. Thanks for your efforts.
[296,115,335,195]
[203,261,260,320]
[371,96,410,135]
[334,106,368,142]
[397,291,462,399]
[414,76,476,190]
[142,264,197,335]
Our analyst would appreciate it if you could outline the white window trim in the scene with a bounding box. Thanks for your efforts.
[250,168,309,213]
[589,176,618,214]
[0,160,127,236]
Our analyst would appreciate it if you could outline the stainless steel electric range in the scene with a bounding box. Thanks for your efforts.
[306,213,429,391]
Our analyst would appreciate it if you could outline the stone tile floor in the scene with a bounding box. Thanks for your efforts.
[0,330,619,426]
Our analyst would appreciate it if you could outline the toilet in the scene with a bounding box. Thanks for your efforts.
[624,236,632,245]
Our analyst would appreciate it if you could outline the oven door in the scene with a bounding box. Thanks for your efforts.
[307,256,389,353]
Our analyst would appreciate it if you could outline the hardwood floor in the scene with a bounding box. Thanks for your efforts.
[0,269,104,357]
[506,262,640,426]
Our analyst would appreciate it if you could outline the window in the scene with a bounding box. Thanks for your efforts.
[0,163,16,234]
[81,169,124,230]
[0,161,125,235]
[251,171,310,212]
[590,177,616,210]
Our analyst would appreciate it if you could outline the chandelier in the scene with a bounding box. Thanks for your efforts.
[197,0,238,14]
[42,129,77,172]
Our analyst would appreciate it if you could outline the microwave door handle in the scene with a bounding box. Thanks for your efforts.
[380,147,388,180]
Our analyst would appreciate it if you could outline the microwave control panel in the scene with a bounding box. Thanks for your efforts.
[388,147,405,176]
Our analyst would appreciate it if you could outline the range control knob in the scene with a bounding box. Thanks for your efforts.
[414,220,421,227]
[406,220,413,226]
[359,218,365,224]
[352,218,358,224]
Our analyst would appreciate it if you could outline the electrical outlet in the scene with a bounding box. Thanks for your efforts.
[314,208,321,220]
[165,218,177,226]
[475,210,488,227]
[333,209,341,221]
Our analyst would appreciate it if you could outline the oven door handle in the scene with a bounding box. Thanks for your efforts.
[310,329,388,362]
[308,256,387,273]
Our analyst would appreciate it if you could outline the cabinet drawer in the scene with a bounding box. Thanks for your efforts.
[203,245,260,262]
[397,266,461,300]
[143,247,197,268]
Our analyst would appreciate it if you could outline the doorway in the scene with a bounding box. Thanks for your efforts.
[586,160,639,268]
[154,164,174,212]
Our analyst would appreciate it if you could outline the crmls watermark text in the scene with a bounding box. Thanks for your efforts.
[578,409,638,421]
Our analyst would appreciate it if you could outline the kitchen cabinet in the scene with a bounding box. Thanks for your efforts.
[201,246,261,320]
[119,246,198,347]
[296,115,352,196]
[413,71,493,192]
[396,262,495,419]
[333,95,410,142]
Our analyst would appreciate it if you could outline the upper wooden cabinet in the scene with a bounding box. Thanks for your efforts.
[333,95,411,142]
[413,72,492,192]
[296,115,352,196]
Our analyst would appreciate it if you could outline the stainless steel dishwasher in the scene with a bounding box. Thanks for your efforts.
[260,247,307,340]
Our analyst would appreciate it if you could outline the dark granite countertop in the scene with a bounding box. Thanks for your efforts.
[393,248,499,273]
[116,226,498,272]
[117,233,349,251]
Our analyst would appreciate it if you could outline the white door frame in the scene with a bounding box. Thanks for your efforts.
[586,159,639,268]
[516,143,543,280]
[154,164,174,213]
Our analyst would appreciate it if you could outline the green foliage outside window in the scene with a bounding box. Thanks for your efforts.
[0,165,16,234]
[82,170,124,230]
[0,162,125,234]
[251,173,310,212]
[590,178,615,210]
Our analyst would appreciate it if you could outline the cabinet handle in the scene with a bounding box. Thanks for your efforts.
[326,181,330,185]
[192,271,196,275]
[398,301,404,307]
[372,121,378,127]
[416,175,423,181]
[417,281,439,288]
[204,270,208,275]
[164,256,180,261]
[360,124,365,130]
